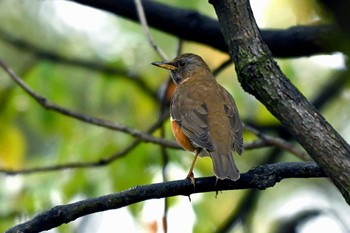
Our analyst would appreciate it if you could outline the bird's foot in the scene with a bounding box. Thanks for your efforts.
[215,178,222,198]
[186,171,196,189]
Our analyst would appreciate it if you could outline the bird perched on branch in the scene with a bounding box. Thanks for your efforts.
[152,53,243,184]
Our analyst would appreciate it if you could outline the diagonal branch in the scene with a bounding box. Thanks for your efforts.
[210,0,350,204]
[0,112,170,175]
[0,58,179,149]
[134,0,168,60]
[5,162,326,233]
[244,124,310,160]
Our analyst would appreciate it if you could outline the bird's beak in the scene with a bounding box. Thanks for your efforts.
[151,61,176,70]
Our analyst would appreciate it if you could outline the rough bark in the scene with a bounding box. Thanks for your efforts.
[210,0,350,204]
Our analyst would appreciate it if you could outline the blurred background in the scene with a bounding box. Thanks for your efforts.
[0,0,350,232]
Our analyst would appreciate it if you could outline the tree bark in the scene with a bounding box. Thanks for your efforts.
[209,0,350,204]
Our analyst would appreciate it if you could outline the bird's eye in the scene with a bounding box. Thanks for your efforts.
[178,60,186,67]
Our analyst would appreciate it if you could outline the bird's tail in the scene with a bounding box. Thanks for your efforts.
[210,149,240,181]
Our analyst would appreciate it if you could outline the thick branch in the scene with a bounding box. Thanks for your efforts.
[5,162,325,233]
[210,0,350,203]
[69,0,340,58]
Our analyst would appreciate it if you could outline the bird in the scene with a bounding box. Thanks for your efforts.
[152,53,243,183]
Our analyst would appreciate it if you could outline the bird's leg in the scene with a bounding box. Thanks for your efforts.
[186,149,200,187]
[215,178,223,198]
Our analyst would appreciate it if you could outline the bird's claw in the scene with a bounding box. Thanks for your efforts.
[186,171,196,189]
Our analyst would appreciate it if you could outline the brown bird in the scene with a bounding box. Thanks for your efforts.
[152,53,243,182]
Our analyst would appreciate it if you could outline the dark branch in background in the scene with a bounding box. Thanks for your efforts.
[318,0,350,41]
[5,162,326,233]
[274,209,322,233]
[312,71,350,109]
[0,29,156,100]
[69,0,341,58]
[210,0,350,203]
[244,124,309,160]
[212,58,232,76]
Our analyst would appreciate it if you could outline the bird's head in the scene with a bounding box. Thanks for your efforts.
[152,53,212,85]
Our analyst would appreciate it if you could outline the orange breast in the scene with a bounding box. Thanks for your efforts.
[171,120,196,153]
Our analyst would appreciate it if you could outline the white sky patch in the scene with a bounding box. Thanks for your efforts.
[4,176,23,195]
[310,53,346,69]
[95,209,139,233]
[141,197,196,233]
[42,1,127,59]
[250,0,271,27]
[49,1,112,32]
[300,215,346,233]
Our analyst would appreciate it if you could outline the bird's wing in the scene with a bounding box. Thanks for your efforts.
[171,101,215,152]
[222,94,244,155]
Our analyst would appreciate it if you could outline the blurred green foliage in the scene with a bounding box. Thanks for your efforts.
[0,0,350,233]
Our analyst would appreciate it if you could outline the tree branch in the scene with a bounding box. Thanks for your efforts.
[0,112,169,175]
[244,124,310,160]
[5,162,326,233]
[134,0,168,60]
[0,126,305,175]
[210,0,350,204]
[68,0,341,58]
[0,138,299,175]
[0,58,180,149]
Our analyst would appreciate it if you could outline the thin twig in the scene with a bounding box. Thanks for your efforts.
[0,112,170,175]
[176,39,184,56]
[160,124,169,233]
[0,58,179,148]
[243,124,310,160]
[212,57,232,76]
[134,0,168,60]
[0,135,307,175]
